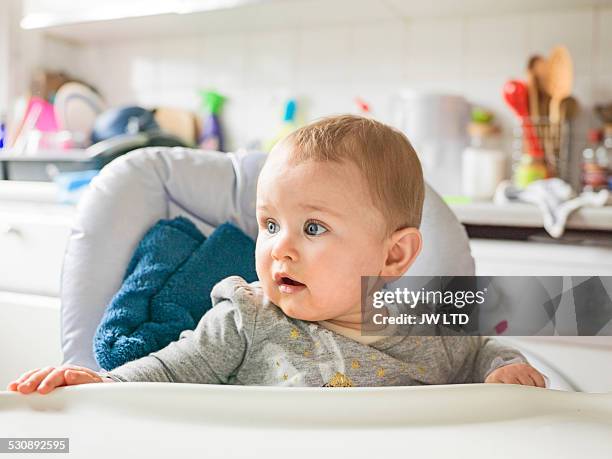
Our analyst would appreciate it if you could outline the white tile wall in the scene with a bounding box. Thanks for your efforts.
[32,7,612,158]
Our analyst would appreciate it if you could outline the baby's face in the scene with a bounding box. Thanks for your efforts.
[255,144,390,324]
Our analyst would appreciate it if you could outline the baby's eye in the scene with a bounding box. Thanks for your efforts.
[266,219,280,234]
[304,221,327,236]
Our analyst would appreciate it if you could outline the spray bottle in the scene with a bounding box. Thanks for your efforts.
[264,99,297,152]
[199,90,225,152]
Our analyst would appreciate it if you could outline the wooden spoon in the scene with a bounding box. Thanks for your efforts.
[560,96,579,121]
[527,55,544,120]
[544,46,573,125]
[527,55,553,165]
[556,96,580,179]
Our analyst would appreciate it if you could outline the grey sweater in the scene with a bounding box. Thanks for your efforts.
[108,276,527,387]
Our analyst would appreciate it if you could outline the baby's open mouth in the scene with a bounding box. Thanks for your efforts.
[280,277,304,287]
[275,274,306,293]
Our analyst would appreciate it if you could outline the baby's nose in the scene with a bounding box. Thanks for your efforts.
[271,232,299,261]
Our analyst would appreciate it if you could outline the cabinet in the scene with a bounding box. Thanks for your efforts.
[0,181,73,388]
[0,204,73,296]
[20,0,609,44]
[449,201,612,275]
[471,239,612,276]
[0,292,63,388]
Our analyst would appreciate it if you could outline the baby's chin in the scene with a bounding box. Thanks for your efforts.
[272,295,324,322]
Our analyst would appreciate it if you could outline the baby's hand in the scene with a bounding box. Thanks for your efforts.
[6,365,107,395]
[485,363,546,388]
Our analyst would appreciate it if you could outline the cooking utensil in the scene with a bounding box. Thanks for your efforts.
[594,103,612,124]
[554,96,580,179]
[560,96,579,121]
[544,46,573,125]
[527,55,543,120]
[503,80,544,158]
[527,55,554,166]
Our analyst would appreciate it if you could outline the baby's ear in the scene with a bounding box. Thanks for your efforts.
[381,227,422,278]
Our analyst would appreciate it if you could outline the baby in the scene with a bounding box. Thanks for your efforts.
[8,115,545,393]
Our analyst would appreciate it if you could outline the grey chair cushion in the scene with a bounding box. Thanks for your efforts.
[61,147,474,369]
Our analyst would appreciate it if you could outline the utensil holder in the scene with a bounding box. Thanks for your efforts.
[512,117,571,184]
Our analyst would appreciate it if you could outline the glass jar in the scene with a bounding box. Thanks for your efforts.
[581,129,609,192]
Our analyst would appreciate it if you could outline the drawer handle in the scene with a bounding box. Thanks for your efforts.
[0,223,21,237]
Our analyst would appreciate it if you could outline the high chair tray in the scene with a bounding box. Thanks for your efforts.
[1,383,611,459]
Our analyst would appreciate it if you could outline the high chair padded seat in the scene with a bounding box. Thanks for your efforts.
[61,147,475,370]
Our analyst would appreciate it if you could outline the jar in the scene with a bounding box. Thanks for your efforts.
[462,124,507,200]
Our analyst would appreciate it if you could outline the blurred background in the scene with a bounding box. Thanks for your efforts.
[2,0,612,186]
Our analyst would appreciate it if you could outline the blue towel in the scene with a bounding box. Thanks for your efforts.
[94,217,257,371]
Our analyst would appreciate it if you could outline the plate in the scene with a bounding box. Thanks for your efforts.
[54,82,105,144]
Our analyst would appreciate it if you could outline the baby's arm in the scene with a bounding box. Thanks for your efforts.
[108,299,250,384]
[474,337,546,387]
[7,365,111,395]
[484,361,546,387]
[8,280,253,393]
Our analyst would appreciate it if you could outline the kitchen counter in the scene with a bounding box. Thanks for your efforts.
[449,201,612,232]
[448,200,612,275]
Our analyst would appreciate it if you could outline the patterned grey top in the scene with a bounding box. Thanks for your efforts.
[108,276,527,387]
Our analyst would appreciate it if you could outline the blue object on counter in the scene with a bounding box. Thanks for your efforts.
[283,99,297,122]
[52,169,99,204]
[0,120,5,150]
[91,106,158,144]
[93,217,257,371]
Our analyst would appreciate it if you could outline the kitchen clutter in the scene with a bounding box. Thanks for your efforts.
[1,47,611,212]
[0,70,231,183]
[491,44,612,235]
[504,46,578,189]
[495,178,610,238]
[585,103,612,192]
[7,71,105,153]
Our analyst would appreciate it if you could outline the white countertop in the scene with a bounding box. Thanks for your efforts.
[449,201,612,231]
[0,180,62,204]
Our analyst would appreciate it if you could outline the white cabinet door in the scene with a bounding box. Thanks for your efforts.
[0,209,72,296]
[0,292,63,389]
[470,239,612,276]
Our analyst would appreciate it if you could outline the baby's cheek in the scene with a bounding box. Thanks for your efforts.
[255,242,269,276]
[316,273,360,309]
[255,247,275,299]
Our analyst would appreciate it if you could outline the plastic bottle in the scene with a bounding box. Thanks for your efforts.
[0,113,6,150]
[198,91,225,152]
[581,129,608,192]
[603,124,612,190]
[264,99,298,152]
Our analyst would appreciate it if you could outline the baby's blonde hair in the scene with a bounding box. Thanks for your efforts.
[283,114,424,233]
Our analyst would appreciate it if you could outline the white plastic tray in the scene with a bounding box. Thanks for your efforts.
[2,383,611,459]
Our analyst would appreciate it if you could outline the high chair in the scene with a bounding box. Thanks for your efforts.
[60,147,476,370]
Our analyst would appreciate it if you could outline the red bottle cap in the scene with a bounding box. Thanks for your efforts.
[588,128,602,143]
